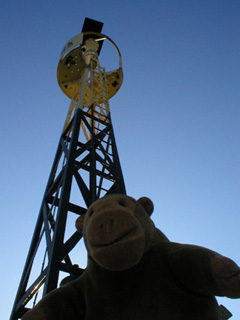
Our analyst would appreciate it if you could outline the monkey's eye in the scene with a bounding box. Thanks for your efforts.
[119,200,127,207]
[89,209,94,217]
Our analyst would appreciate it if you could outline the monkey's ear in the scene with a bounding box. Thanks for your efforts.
[137,197,154,216]
[75,215,85,233]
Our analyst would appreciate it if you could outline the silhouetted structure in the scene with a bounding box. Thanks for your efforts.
[10,18,126,319]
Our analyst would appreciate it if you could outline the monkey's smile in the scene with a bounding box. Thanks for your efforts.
[89,225,138,248]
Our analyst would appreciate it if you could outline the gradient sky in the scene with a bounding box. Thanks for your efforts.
[1,0,239,318]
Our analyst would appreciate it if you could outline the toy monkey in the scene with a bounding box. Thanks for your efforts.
[23,194,240,319]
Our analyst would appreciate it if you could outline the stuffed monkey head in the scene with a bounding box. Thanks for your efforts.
[75,194,155,271]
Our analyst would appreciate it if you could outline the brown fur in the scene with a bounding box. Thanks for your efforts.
[23,194,240,320]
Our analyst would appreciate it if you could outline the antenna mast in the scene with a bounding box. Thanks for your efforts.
[10,18,126,319]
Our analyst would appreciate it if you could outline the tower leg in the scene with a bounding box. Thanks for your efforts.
[10,107,126,319]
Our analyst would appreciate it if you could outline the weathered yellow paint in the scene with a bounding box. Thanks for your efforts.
[57,32,123,103]
[59,32,122,140]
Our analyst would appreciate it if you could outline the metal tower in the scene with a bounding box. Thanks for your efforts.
[10,18,126,320]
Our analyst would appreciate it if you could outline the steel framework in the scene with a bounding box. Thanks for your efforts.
[10,19,126,320]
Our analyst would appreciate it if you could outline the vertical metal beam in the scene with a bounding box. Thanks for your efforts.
[43,108,82,295]
[90,104,97,203]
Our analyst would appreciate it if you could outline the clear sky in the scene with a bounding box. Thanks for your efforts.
[1,0,239,318]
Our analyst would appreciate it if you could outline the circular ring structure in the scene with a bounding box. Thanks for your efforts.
[57,32,123,100]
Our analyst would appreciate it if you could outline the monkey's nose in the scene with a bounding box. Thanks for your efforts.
[99,218,115,236]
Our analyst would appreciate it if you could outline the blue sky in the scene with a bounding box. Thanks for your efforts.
[1,0,239,318]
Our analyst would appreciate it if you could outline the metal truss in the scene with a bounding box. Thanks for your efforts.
[10,50,125,320]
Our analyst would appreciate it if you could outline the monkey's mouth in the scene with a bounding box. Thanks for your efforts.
[89,225,138,248]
